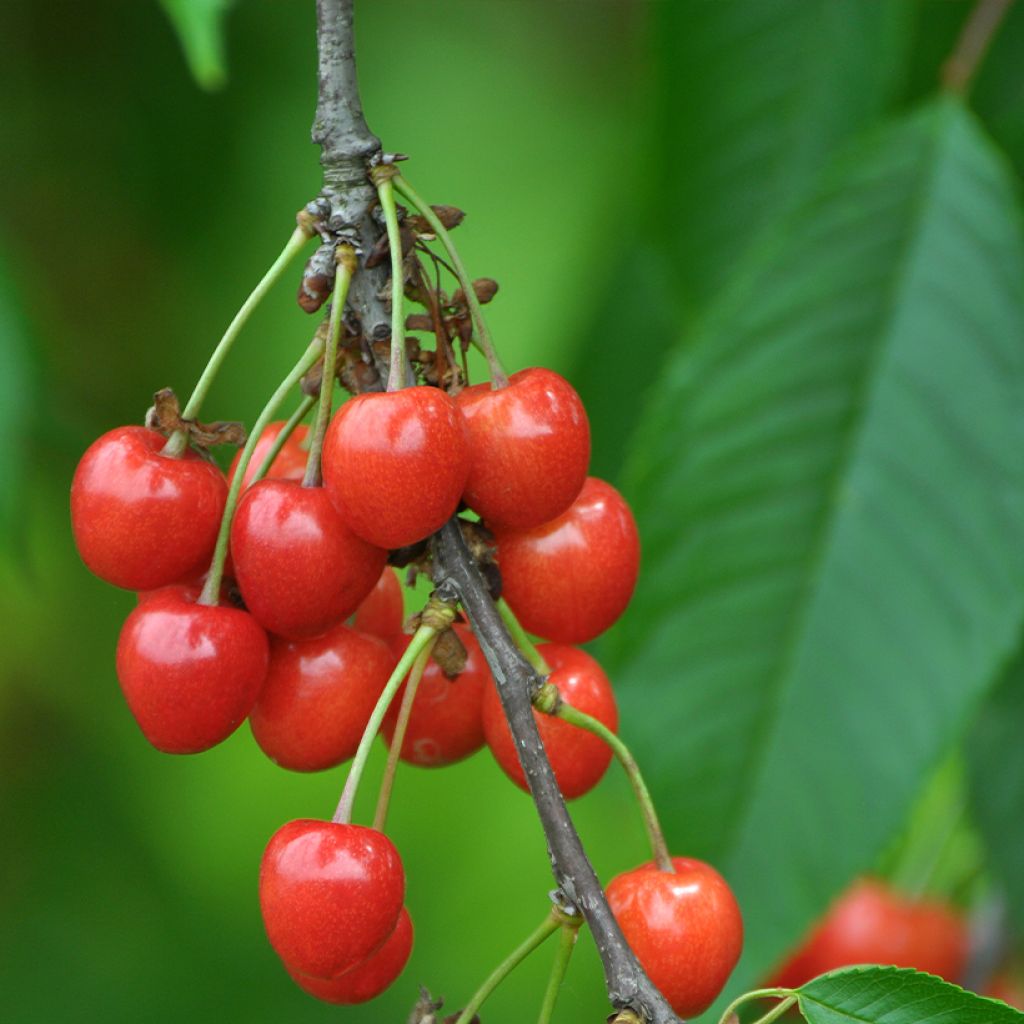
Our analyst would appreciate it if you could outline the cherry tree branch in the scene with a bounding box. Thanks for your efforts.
[311,3,682,1021]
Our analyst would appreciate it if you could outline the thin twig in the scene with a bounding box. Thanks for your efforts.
[942,0,1016,95]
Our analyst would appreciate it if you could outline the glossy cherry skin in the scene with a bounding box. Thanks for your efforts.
[249,623,395,772]
[380,624,489,767]
[228,419,310,490]
[259,819,405,980]
[352,567,405,640]
[607,857,743,1018]
[71,426,228,591]
[456,367,590,530]
[482,643,617,799]
[495,476,640,644]
[768,878,967,988]
[230,480,386,640]
[321,388,470,550]
[285,907,413,1004]
[115,586,269,753]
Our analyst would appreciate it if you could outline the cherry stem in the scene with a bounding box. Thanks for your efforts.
[452,912,562,1024]
[371,637,438,832]
[942,0,1015,95]
[536,921,581,1024]
[375,176,410,393]
[393,174,509,389]
[554,699,673,874]
[198,336,324,606]
[497,598,550,674]
[161,222,314,458]
[249,394,316,487]
[303,246,357,487]
[715,988,796,1024]
[332,622,440,825]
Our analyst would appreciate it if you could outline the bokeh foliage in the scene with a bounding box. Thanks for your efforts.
[1,2,1023,1023]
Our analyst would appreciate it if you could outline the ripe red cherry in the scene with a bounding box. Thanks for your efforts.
[481,643,617,798]
[259,819,404,980]
[607,857,743,1018]
[115,585,269,753]
[353,567,405,640]
[456,367,590,530]
[227,419,310,490]
[380,624,490,767]
[285,907,413,1004]
[768,878,967,988]
[495,476,639,644]
[249,623,396,772]
[230,480,386,640]
[321,387,470,549]
[71,426,227,591]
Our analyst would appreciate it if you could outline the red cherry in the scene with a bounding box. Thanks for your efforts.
[607,857,743,1018]
[285,907,413,1004]
[353,567,405,640]
[228,419,310,490]
[259,819,405,980]
[495,477,639,644]
[321,388,470,549]
[230,480,386,640]
[456,367,590,530]
[249,623,396,772]
[115,585,269,753]
[380,624,489,767]
[481,643,617,799]
[767,878,967,988]
[71,426,227,591]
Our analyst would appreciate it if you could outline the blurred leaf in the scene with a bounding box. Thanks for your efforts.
[609,99,1024,992]
[571,0,912,482]
[0,245,33,544]
[657,0,912,312]
[798,967,1024,1023]
[967,645,1024,937]
[159,0,232,90]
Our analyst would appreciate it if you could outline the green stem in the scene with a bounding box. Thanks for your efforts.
[751,996,798,1024]
[454,914,561,1024]
[555,700,673,873]
[249,394,316,487]
[376,177,408,393]
[333,624,438,825]
[393,175,509,388]
[537,923,580,1024]
[162,223,313,457]
[303,247,355,487]
[497,598,550,674]
[198,336,324,605]
[372,638,437,832]
[716,988,795,1024]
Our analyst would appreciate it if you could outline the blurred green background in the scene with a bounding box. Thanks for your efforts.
[3,1,1024,1022]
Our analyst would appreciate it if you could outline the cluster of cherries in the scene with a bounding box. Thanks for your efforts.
[70,194,744,1015]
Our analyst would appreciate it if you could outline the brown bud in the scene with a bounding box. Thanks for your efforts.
[452,278,499,307]
[298,243,338,313]
[431,625,468,679]
[405,314,434,333]
[409,205,465,234]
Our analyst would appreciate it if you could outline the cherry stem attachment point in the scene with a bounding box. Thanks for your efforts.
[554,699,673,874]
[374,175,410,393]
[393,174,509,389]
[497,598,550,675]
[303,245,357,487]
[198,336,324,606]
[333,614,451,825]
[537,920,581,1024]
[453,912,563,1024]
[372,637,438,832]
[249,394,316,487]
[715,988,796,1024]
[162,221,314,458]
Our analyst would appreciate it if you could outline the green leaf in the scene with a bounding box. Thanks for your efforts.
[967,645,1024,936]
[609,99,1024,989]
[656,0,912,311]
[798,967,1024,1023]
[159,0,232,90]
